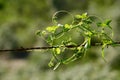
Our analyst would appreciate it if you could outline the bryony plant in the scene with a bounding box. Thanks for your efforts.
[36,11,114,70]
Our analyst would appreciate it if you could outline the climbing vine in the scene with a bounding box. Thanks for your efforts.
[36,11,114,70]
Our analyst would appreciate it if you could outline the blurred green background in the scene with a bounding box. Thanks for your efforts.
[0,0,120,80]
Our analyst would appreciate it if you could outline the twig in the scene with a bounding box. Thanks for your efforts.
[0,45,80,52]
[0,42,120,52]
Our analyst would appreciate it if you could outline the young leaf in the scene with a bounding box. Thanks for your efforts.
[64,24,72,31]
[75,15,82,19]
[105,19,112,29]
[35,30,47,37]
[81,12,88,19]
[46,26,58,33]
[65,24,71,29]
[97,19,112,29]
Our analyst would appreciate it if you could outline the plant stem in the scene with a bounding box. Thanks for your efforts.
[0,41,120,52]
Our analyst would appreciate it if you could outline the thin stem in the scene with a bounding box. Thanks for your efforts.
[0,41,120,52]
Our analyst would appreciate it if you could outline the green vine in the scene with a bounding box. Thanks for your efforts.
[36,11,114,70]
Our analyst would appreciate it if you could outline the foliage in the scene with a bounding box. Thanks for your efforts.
[36,11,114,70]
[0,0,120,80]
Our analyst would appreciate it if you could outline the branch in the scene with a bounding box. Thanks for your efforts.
[0,42,120,52]
[0,45,81,52]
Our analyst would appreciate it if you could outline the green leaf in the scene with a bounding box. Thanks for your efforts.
[65,24,71,29]
[81,12,88,19]
[105,19,112,29]
[97,19,112,29]
[105,19,111,25]
[63,24,72,31]
[74,12,88,19]
[75,15,82,19]
[46,26,58,33]
[35,30,47,37]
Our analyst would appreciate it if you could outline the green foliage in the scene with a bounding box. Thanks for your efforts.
[36,11,114,70]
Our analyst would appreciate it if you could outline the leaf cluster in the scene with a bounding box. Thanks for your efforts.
[36,11,113,70]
